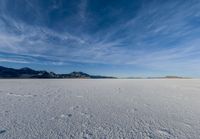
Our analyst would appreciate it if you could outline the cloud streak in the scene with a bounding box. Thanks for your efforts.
[0,0,200,76]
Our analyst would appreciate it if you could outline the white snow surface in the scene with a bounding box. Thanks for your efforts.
[0,79,200,139]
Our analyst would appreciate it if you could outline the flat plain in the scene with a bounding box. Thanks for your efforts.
[0,79,200,139]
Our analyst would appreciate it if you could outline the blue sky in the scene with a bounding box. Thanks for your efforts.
[0,0,200,77]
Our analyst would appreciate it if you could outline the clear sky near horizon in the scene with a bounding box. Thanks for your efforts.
[0,0,200,77]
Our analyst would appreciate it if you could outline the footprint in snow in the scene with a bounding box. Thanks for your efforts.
[80,112,93,118]
[156,129,173,137]
[81,130,93,139]
[60,114,72,118]
[70,105,80,111]
[0,130,6,134]
[127,108,138,114]
[7,92,35,97]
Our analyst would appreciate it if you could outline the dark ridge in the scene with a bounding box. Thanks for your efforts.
[0,66,116,79]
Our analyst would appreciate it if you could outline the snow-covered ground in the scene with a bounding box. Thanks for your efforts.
[0,79,200,139]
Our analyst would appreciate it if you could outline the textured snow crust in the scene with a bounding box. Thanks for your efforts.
[0,79,200,139]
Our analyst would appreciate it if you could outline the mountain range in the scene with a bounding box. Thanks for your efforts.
[0,66,115,79]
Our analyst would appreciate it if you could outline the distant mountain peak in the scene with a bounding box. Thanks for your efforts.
[0,66,115,79]
[20,67,35,71]
[20,67,31,70]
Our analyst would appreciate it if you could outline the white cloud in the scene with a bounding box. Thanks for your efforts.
[0,0,200,75]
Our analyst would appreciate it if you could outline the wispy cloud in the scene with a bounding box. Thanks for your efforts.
[0,58,30,64]
[0,0,200,76]
[78,0,88,22]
